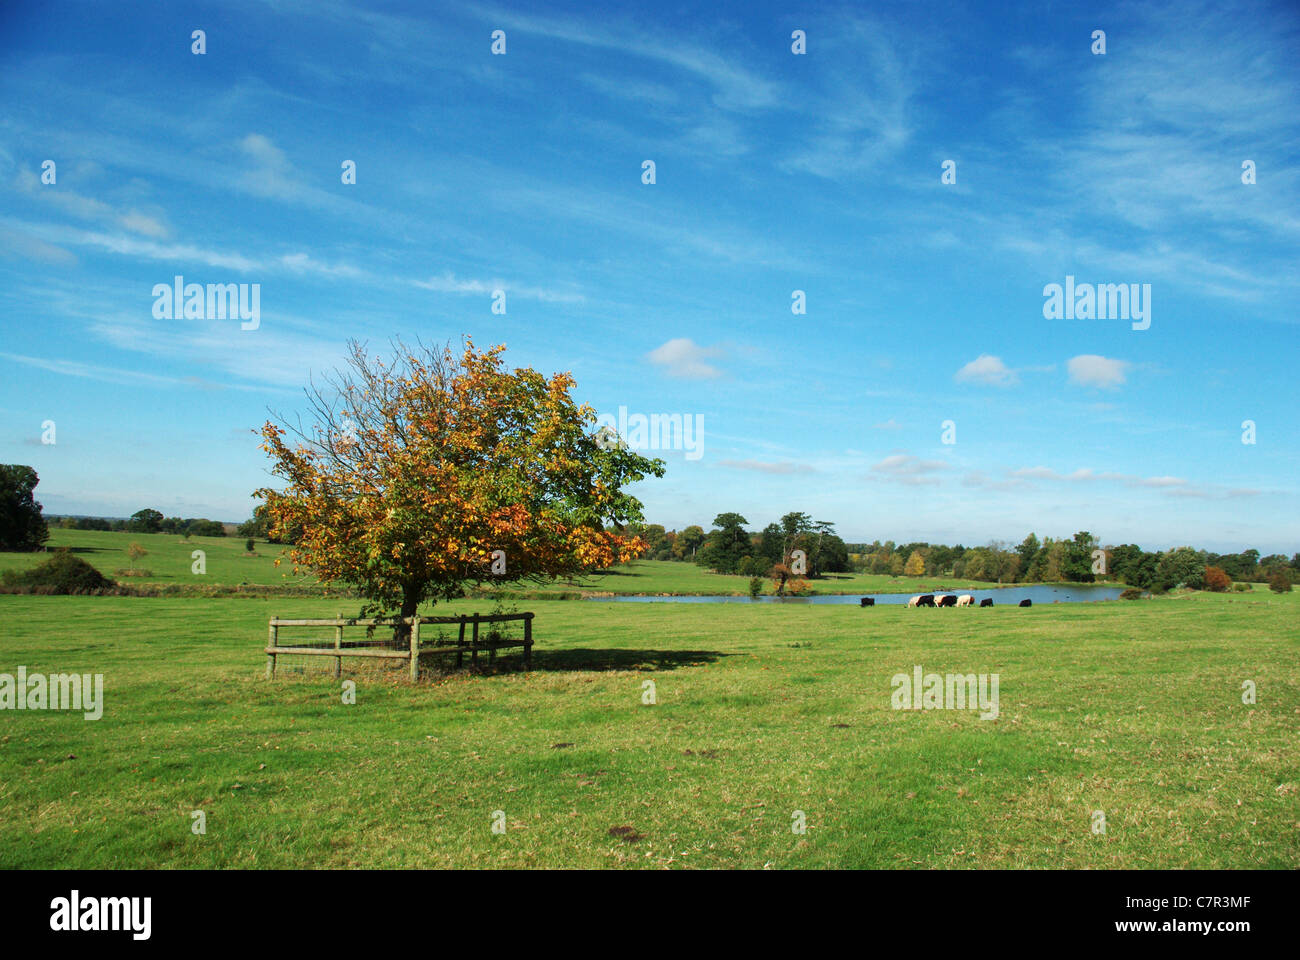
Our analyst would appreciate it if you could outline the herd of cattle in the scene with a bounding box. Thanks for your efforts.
[858,594,1032,608]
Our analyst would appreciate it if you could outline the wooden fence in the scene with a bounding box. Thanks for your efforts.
[265,612,534,681]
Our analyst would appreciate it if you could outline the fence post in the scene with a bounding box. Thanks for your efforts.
[409,616,421,682]
[266,618,278,679]
[471,613,480,667]
[524,613,533,669]
[334,614,343,679]
[457,616,466,669]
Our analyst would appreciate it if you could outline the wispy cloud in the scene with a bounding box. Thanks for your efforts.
[471,3,779,110]
[15,167,170,238]
[411,271,583,303]
[870,453,950,485]
[718,459,816,475]
[0,351,278,394]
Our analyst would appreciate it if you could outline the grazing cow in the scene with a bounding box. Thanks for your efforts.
[937,594,957,607]
[980,598,993,607]
[860,597,875,607]
[956,594,975,607]
[907,595,920,607]
[1019,598,1032,607]
[917,594,936,607]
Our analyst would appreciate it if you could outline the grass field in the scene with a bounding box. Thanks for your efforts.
[1,587,1295,868]
[1,529,1007,596]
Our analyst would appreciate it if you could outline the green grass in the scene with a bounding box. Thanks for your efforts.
[1,587,1295,868]
[0,529,304,587]
[2,529,1006,596]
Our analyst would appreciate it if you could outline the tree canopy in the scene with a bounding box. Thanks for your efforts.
[258,339,663,620]
[0,464,49,552]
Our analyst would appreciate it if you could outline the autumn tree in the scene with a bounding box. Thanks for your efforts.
[258,339,664,628]
[1203,566,1231,592]
[903,550,926,577]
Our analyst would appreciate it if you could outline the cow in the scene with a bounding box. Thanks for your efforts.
[956,594,975,607]
[980,598,993,607]
[860,597,875,607]
[1019,598,1032,607]
[917,594,936,607]
[937,594,957,607]
[907,595,920,607]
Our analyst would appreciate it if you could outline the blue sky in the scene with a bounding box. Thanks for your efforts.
[1,0,1297,553]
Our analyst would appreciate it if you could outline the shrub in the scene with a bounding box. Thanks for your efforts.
[1268,569,1293,593]
[245,537,256,553]
[1203,566,1231,592]
[2,550,114,593]
[1119,588,1143,600]
[114,568,153,577]
[126,542,148,570]
[748,576,763,598]
[1232,581,1251,592]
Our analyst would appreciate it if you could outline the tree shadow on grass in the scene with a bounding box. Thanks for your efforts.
[530,648,732,672]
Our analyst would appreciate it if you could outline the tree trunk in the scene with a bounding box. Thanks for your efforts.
[393,588,420,645]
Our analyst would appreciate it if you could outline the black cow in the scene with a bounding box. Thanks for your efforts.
[980,598,993,607]
[860,597,875,607]
[917,594,936,607]
[936,594,958,607]
[1019,598,1032,607]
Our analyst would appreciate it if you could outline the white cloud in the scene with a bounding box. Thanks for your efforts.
[646,338,724,379]
[955,354,1018,386]
[1133,475,1186,488]
[871,454,950,479]
[1067,354,1129,389]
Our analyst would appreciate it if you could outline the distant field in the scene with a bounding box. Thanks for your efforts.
[1,530,1009,596]
[0,587,1295,868]
[0,530,307,588]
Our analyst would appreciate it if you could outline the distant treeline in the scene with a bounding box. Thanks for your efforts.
[633,512,851,578]
[55,509,229,538]
[53,503,287,542]
[633,515,1298,592]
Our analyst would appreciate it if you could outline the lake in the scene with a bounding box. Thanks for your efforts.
[589,584,1126,605]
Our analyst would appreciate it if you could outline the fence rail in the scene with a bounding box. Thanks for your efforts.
[265,612,534,681]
